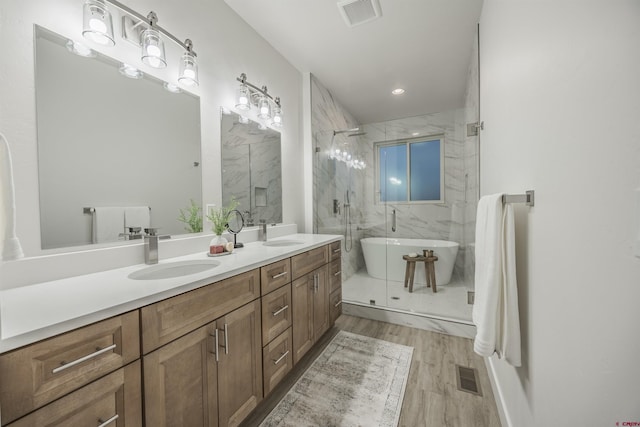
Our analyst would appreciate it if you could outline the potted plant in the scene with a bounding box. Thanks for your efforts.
[206,199,239,245]
[177,199,203,233]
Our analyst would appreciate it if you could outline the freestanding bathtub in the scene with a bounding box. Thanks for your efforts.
[361,237,459,286]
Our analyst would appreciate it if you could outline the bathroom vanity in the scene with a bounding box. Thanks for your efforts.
[0,234,342,426]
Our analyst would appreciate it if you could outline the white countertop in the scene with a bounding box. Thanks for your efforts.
[0,233,341,353]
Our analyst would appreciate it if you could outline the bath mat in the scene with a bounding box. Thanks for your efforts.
[260,330,413,427]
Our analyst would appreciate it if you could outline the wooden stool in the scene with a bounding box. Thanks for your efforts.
[402,254,426,293]
[423,249,439,293]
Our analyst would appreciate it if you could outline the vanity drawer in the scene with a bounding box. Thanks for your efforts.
[329,258,342,294]
[141,269,260,354]
[262,328,293,397]
[261,258,291,295]
[329,240,342,261]
[7,361,142,427]
[330,289,343,326]
[0,311,140,425]
[261,283,292,345]
[291,245,329,280]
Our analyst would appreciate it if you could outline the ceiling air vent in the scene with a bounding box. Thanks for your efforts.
[337,0,382,28]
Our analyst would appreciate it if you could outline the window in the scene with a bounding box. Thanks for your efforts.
[377,136,444,203]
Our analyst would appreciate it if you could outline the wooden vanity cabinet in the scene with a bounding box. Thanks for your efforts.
[143,282,263,427]
[291,264,329,364]
[0,310,140,425]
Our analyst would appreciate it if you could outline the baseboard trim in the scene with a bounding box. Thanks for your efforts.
[342,302,476,339]
[485,357,510,427]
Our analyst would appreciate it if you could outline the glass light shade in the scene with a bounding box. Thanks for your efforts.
[257,95,271,119]
[235,84,250,110]
[140,28,167,69]
[178,51,199,86]
[119,63,143,79]
[66,40,96,58]
[82,0,115,46]
[271,105,283,127]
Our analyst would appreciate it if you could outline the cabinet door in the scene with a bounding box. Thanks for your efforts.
[8,361,141,427]
[143,323,218,427]
[313,264,330,342]
[291,273,314,365]
[217,300,263,427]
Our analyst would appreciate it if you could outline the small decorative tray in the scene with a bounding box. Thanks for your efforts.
[207,251,232,257]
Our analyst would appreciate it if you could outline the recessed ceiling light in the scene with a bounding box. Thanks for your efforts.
[392,88,405,95]
[412,132,420,136]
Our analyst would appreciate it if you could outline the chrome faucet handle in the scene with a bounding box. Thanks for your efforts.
[144,227,159,236]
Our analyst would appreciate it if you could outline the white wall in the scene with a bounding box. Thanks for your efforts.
[479,1,640,425]
[0,0,303,279]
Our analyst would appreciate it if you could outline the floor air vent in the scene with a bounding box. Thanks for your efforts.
[455,365,482,396]
[337,0,382,28]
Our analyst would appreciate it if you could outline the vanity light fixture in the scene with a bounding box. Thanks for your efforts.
[140,13,166,69]
[163,82,182,93]
[66,40,96,57]
[235,73,284,128]
[82,0,115,46]
[178,39,198,86]
[81,0,198,85]
[119,63,143,79]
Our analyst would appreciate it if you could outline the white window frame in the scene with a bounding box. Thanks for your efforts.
[374,134,445,205]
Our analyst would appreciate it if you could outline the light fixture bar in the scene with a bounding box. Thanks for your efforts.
[102,0,197,56]
[236,73,280,106]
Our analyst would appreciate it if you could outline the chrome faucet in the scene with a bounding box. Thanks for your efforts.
[258,220,267,241]
[144,228,170,265]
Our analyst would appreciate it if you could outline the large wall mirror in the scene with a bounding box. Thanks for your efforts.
[35,26,202,250]
[221,109,282,226]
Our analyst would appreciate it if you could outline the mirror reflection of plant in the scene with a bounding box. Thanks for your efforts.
[207,198,240,235]
[178,199,203,233]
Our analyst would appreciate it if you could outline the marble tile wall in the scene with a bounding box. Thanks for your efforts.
[312,65,479,288]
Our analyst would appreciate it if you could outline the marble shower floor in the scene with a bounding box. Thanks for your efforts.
[342,269,474,323]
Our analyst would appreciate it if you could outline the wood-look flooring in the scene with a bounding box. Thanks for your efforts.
[242,315,501,427]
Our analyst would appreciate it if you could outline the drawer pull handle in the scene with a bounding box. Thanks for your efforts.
[334,300,343,308]
[333,270,342,277]
[97,415,119,427]
[333,248,341,253]
[273,350,290,365]
[52,344,117,374]
[272,305,289,317]
[272,271,288,279]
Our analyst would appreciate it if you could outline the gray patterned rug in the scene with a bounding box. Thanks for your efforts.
[260,330,414,427]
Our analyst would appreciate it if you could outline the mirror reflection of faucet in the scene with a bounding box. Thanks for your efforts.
[120,226,143,240]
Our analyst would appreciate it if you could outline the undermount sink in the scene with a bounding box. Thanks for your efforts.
[262,239,305,247]
[128,260,221,280]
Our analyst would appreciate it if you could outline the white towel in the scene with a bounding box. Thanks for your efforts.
[472,194,521,367]
[124,206,150,229]
[92,207,125,243]
[0,133,24,261]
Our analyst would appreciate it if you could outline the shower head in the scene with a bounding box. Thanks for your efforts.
[333,127,359,136]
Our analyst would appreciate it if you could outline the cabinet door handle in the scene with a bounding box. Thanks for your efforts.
[313,274,318,293]
[333,248,341,254]
[97,414,119,427]
[272,305,289,316]
[211,329,219,362]
[273,350,290,365]
[272,271,288,279]
[334,300,343,308]
[223,323,229,355]
[333,270,342,277]
[52,344,117,374]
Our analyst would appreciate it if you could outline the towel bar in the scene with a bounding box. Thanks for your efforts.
[83,206,151,214]
[502,190,534,207]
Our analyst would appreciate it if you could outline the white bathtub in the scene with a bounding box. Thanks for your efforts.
[361,237,459,286]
